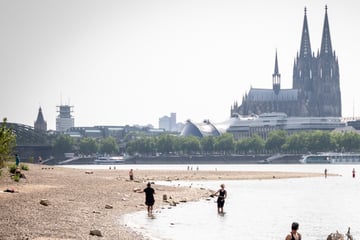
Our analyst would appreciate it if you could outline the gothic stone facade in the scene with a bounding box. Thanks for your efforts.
[231,6,341,118]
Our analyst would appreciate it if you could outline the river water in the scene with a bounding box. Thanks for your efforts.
[64,164,360,239]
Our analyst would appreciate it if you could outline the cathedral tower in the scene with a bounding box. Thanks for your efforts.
[293,8,315,101]
[272,50,281,95]
[34,107,47,131]
[314,6,341,116]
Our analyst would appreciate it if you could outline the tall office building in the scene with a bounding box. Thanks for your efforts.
[159,112,177,132]
[56,104,74,132]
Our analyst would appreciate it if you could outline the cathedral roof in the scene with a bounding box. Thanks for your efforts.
[248,88,298,102]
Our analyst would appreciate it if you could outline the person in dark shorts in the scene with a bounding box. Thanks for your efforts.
[214,184,227,214]
[285,222,302,240]
[129,169,134,180]
[144,182,155,216]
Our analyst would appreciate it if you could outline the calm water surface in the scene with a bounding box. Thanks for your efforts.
[64,164,360,239]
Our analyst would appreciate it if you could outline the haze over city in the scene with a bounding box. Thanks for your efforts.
[1,0,359,130]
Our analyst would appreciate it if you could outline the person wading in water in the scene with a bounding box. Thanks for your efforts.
[285,222,301,240]
[214,184,227,214]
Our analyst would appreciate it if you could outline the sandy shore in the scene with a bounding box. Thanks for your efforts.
[0,164,327,240]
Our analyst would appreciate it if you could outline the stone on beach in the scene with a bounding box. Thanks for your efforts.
[39,199,50,206]
[89,229,103,237]
[0,163,325,240]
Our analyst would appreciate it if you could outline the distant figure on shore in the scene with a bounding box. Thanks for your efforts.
[144,182,155,216]
[324,168,328,178]
[285,222,301,240]
[15,154,20,166]
[129,169,134,180]
[214,184,227,214]
[38,156,42,164]
[352,168,355,178]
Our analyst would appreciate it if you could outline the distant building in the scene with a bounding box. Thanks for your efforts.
[56,105,74,132]
[180,119,222,138]
[159,112,179,132]
[227,112,345,140]
[34,107,47,131]
[181,113,345,139]
[231,6,341,118]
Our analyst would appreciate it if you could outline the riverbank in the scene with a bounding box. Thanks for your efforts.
[0,164,327,240]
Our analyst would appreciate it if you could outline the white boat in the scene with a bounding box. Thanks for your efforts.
[94,156,126,164]
[300,153,360,164]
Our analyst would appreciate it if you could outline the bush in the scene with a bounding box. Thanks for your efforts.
[8,164,17,174]
[12,174,20,182]
[20,164,29,171]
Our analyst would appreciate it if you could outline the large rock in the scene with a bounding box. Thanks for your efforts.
[40,199,50,206]
[89,229,102,237]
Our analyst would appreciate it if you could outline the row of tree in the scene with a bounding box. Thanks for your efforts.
[2,116,360,162]
[36,129,360,156]
[53,135,119,156]
[126,130,360,156]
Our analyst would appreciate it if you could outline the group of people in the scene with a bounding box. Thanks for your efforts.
[141,181,300,240]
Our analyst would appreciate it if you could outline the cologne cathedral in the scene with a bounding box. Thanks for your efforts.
[231,6,341,117]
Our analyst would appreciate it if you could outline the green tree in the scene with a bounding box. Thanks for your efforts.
[337,132,360,152]
[282,132,308,153]
[53,134,74,156]
[156,134,175,154]
[248,134,265,153]
[214,133,235,154]
[235,138,250,154]
[0,118,16,167]
[79,137,99,155]
[201,136,215,154]
[179,136,201,154]
[303,131,336,153]
[265,130,287,153]
[99,137,118,154]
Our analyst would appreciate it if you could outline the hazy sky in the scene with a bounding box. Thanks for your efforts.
[1,0,359,130]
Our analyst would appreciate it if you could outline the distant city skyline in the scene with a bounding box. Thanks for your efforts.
[1,1,360,130]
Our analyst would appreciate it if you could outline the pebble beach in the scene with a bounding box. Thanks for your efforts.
[0,164,325,240]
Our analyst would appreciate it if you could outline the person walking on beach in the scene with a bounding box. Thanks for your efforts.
[352,168,356,178]
[214,184,227,214]
[324,168,328,178]
[144,182,155,216]
[129,169,134,180]
[285,222,301,240]
[15,154,20,166]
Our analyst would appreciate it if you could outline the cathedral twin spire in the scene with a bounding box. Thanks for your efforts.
[231,6,341,118]
[320,5,333,56]
[299,7,312,58]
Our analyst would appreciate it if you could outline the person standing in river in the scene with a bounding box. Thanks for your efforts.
[285,222,301,240]
[144,182,155,216]
[214,184,227,214]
